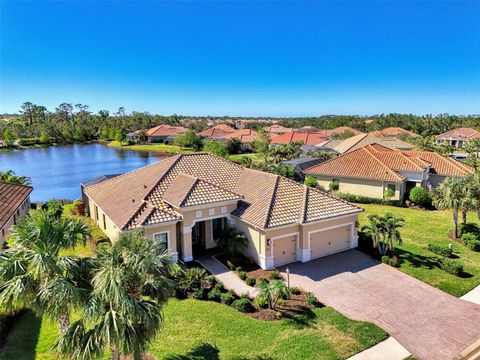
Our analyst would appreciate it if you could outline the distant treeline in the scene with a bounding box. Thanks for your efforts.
[0,102,479,146]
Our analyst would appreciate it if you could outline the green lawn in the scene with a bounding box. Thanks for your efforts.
[358,203,480,297]
[1,300,387,360]
[108,141,196,155]
[228,152,266,164]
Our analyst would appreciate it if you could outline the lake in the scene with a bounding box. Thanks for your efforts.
[0,144,167,202]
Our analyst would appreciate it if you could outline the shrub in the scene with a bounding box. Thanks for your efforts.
[328,182,339,191]
[42,199,63,218]
[226,260,236,270]
[459,223,480,236]
[238,271,247,280]
[192,288,205,300]
[220,291,236,305]
[336,192,404,207]
[290,286,302,295]
[255,295,268,308]
[207,288,222,302]
[235,266,243,272]
[71,200,85,216]
[381,255,400,267]
[462,233,479,243]
[214,282,224,292]
[381,255,390,264]
[409,187,431,207]
[232,298,254,313]
[466,239,480,252]
[245,276,256,286]
[176,267,211,294]
[305,292,318,306]
[269,270,282,280]
[304,176,318,189]
[427,243,453,258]
[383,188,395,199]
[440,259,464,276]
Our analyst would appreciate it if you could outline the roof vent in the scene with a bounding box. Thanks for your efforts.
[131,199,135,203]
[144,185,147,189]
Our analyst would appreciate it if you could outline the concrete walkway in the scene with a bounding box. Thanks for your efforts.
[461,284,480,305]
[348,337,410,360]
[196,254,258,298]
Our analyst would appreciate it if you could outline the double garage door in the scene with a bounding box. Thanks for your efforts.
[310,225,351,260]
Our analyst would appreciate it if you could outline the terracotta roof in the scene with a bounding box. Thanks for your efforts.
[370,127,418,138]
[435,128,480,141]
[332,133,415,154]
[0,182,32,230]
[327,127,364,136]
[264,125,290,134]
[85,153,362,230]
[221,129,258,143]
[198,124,236,138]
[296,126,319,133]
[305,144,474,181]
[146,124,188,137]
[271,131,328,146]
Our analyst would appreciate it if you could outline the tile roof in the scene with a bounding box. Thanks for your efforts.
[327,127,364,136]
[271,131,328,146]
[146,124,188,137]
[0,182,32,230]
[435,128,480,141]
[305,144,474,182]
[85,153,362,230]
[332,133,415,154]
[370,127,418,138]
[221,129,258,143]
[198,124,236,138]
[264,124,290,134]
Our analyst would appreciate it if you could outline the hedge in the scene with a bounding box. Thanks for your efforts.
[427,243,453,258]
[336,192,404,207]
[440,259,464,276]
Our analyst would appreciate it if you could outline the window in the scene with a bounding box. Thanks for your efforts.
[94,206,98,221]
[213,218,226,240]
[387,184,396,192]
[102,214,106,230]
[154,232,168,252]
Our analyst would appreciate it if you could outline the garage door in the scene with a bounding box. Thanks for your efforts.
[273,235,297,266]
[310,226,351,259]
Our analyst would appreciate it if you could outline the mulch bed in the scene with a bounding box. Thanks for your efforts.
[249,294,316,321]
[245,268,281,281]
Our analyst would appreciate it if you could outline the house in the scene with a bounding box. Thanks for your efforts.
[264,124,290,135]
[370,127,418,139]
[83,153,363,269]
[325,133,415,154]
[435,128,480,149]
[296,126,319,133]
[326,127,364,137]
[198,124,236,140]
[304,144,474,200]
[280,157,325,179]
[146,124,188,144]
[0,182,33,248]
[221,129,258,149]
[271,131,328,147]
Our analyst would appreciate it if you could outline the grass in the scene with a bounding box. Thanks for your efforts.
[1,299,387,360]
[358,203,480,297]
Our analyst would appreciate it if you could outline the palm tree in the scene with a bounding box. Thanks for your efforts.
[382,213,404,251]
[0,211,90,333]
[216,226,248,257]
[256,279,291,309]
[0,170,31,185]
[432,177,467,238]
[414,136,435,151]
[435,142,454,157]
[54,229,174,360]
[362,214,388,255]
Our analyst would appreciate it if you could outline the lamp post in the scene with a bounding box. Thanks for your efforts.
[286,267,290,288]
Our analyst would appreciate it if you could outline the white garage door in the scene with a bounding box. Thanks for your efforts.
[310,226,351,259]
[273,235,297,266]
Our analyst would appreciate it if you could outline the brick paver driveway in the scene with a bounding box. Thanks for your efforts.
[280,250,480,360]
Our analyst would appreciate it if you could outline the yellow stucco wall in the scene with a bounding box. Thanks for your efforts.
[88,199,121,241]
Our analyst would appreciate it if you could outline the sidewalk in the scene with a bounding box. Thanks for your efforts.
[196,254,258,298]
[461,284,480,305]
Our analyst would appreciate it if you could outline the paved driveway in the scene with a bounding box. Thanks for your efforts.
[280,250,480,360]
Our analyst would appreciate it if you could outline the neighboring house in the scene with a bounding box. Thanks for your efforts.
[304,144,474,200]
[0,182,33,248]
[84,153,363,269]
[324,133,415,154]
[326,126,364,137]
[80,174,121,216]
[146,124,188,143]
[296,126,319,133]
[198,124,236,140]
[370,127,418,139]
[435,128,480,149]
[264,124,290,135]
[221,129,258,149]
[280,157,325,179]
[271,131,328,147]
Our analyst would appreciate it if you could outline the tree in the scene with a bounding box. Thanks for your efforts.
[216,226,248,257]
[20,102,35,126]
[42,199,64,218]
[54,230,174,360]
[174,130,202,150]
[256,279,291,309]
[225,137,242,155]
[252,129,271,162]
[362,213,404,255]
[304,176,318,188]
[2,128,15,147]
[383,213,404,252]
[0,170,31,185]
[114,129,126,145]
[203,140,228,158]
[432,177,467,238]
[435,142,453,157]
[0,211,90,333]
[464,139,480,170]
[413,136,435,151]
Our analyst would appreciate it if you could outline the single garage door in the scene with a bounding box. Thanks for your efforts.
[273,235,297,266]
[310,226,351,259]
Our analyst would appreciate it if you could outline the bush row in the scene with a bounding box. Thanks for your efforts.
[427,243,453,258]
[336,192,404,207]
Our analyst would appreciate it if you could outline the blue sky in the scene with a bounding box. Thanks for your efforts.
[1,1,479,116]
